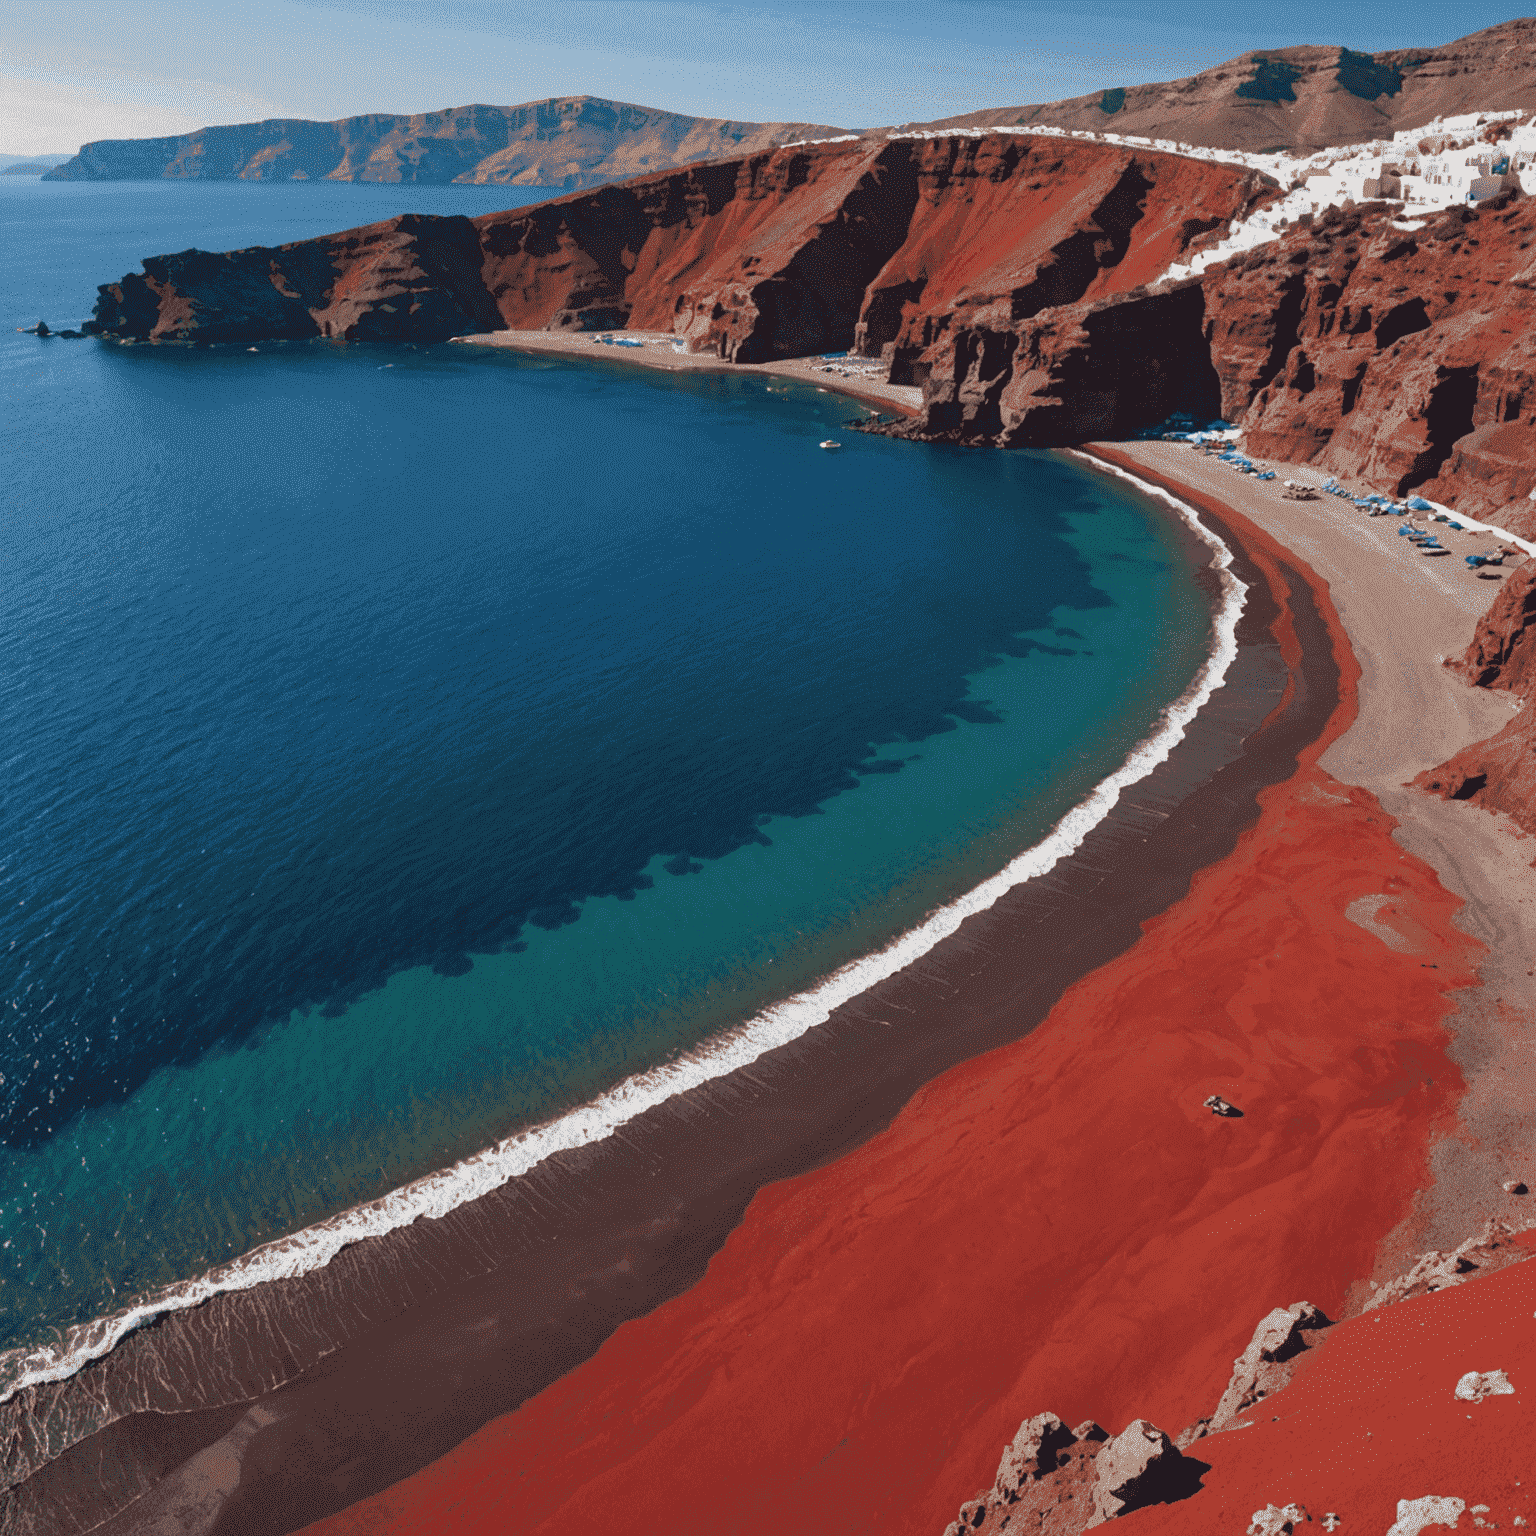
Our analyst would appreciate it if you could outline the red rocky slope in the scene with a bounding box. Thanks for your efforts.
[86,135,1262,363]
[888,194,1536,539]
[1205,197,1536,534]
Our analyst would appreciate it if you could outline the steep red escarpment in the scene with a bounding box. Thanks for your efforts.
[892,281,1222,446]
[1417,563,1536,832]
[478,142,927,360]
[890,193,1536,537]
[1204,197,1536,534]
[1455,560,1536,692]
[87,135,1260,367]
[849,135,1268,377]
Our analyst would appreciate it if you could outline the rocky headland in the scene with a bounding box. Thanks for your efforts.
[84,134,1268,358]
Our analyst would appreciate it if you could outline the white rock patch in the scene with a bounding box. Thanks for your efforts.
[1455,1370,1515,1403]
[1386,1496,1467,1534]
[1249,1502,1311,1533]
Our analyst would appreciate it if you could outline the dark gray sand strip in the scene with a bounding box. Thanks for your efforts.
[5,489,1339,1536]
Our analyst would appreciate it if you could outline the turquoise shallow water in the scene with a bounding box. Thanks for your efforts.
[0,178,1217,1361]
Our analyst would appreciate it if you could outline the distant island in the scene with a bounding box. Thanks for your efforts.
[40,97,849,189]
[0,153,70,174]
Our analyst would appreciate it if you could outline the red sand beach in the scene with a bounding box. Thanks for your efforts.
[299,468,1488,1534]
[3,456,1314,1535]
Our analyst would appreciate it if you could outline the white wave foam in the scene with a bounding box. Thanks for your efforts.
[0,465,1247,1406]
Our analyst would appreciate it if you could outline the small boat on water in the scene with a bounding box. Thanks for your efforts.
[819,440,842,450]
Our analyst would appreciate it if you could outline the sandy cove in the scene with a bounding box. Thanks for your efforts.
[448,328,926,417]
[10,425,1308,1532]
[294,439,1536,1536]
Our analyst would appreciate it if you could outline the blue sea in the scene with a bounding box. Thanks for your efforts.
[0,177,1225,1385]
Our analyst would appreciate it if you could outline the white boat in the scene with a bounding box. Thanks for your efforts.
[819,439,842,450]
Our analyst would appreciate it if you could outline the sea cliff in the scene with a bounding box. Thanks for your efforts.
[86,134,1265,365]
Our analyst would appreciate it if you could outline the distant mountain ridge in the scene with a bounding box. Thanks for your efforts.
[904,18,1536,153]
[42,20,1536,192]
[0,153,69,171]
[42,98,849,188]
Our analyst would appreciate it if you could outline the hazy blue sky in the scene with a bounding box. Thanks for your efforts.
[2,0,1525,155]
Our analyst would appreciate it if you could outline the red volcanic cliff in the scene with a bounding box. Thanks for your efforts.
[1203,197,1536,534]
[849,136,1264,370]
[88,135,1260,373]
[887,193,1536,534]
[1417,562,1536,833]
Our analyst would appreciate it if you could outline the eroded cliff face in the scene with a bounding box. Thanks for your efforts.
[886,193,1536,537]
[86,134,1259,368]
[1204,197,1536,534]
[849,136,1262,376]
[1417,563,1536,833]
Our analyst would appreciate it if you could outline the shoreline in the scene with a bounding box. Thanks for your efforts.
[289,451,1523,1536]
[1089,442,1536,1279]
[0,445,1236,1414]
[6,460,1303,1534]
[446,328,925,417]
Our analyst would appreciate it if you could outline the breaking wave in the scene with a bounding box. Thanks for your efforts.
[0,459,1246,1408]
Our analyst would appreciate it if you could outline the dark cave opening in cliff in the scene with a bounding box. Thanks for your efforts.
[1406,365,1480,490]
